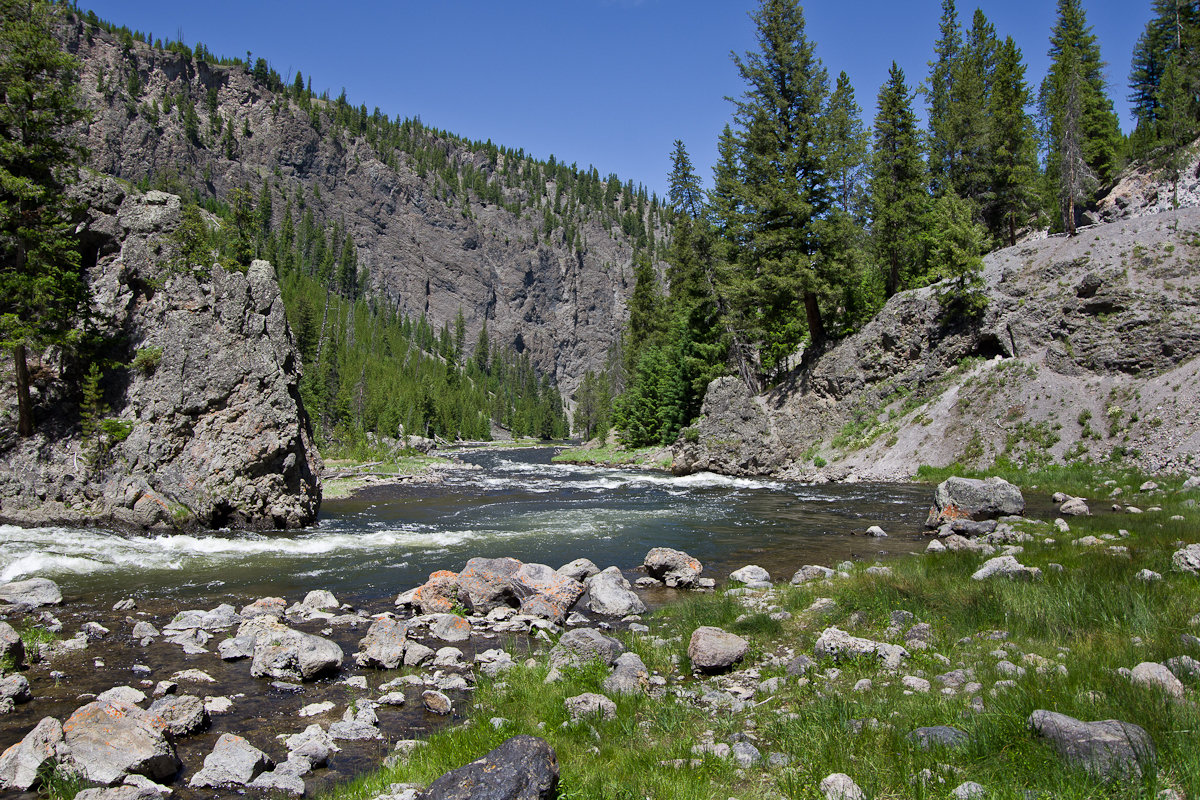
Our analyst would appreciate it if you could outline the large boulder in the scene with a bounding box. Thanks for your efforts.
[188,733,274,788]
[418,735,558,800]
[249,620,343,681]
[926,477,1025,527]
[511,563,584,623]
[643,548,703,588]
[355,617,409,669]
[549,628,624,670]
[1172,543,1200,574]
[412,571,462,614]
[971,556,1043,582]
[457,557,522,613]
[1028,710,1154,779]
[582,568,645,616]
[0,578,62,608]
[0,717,70,791]
[147,694,209,738]
[687,627,749,673]
[63,699,179,786]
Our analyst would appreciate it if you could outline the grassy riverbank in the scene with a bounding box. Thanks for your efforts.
[321,455,455,500]
[320,468,1200,800]
[551,441,673,470]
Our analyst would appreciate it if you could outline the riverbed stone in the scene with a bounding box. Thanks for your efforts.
[687,626,749,673]
[148,694,208,737]
[1028,710,1154,779]
[1130,662,1186,699]
[0,578,62,608]
[791,565,835,584]
[565,693,616,721]
[512,563,584,623]
[583,568,645,616]
[422,690,452,715]
[0,717,69,790]
[412,571,462,614]
[329,704,381,740]
[730,565,771,584]
[240,597,286,619]
[0,621,24,668]
[1060,497,1091,516]
[249,620,343,681]
[188,733,274,788]
[549,628,624,670]
[284,724,337,764]
[643,547,703,588]
[64,699,179,786]
[603,652,648,695]
[0,674,31,707]
[457,557,522,613]
[97,686,146,706]
[927,477,1025,527]
[819,772,866,800]
[356,616,409,669]
[1172,544,1200,575]
[971,556,1042,582]
[430,614,472,643]
[417,735,557,800]
[907,725,970,749]
[558,558,600,582]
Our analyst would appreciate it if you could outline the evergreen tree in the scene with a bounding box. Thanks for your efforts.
[1055,49,1098,236]
[949,9,999,207]
[728,0,832,368]
[929,194,988,322]
[1040,0,1122,196]
[824,71,869,219]
[924,0,962,196]
[987,36,1040,246]
[668,139,703,220]
[1157,52,1196,211]
[0,0,91,436]
[869,63,928,297]
[1129,0,1200,140]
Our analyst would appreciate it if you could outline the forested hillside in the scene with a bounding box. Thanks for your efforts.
[608,0,1200,451]
[62,7,671,446]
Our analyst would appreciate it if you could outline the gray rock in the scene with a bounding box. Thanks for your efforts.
[164,604,240,632]
[250,620,343,681]
[0,621,24,667]
[819,772,866,800]
[865,525,887,537]
[564,693,616,721]
[602,652,648,695]
[927,477,1025,527]
[687,626,749,673]
[1130,662,1186,699]
[0,717,69,791]
[247,754,310,796]
[511,563,584,623]
[730,565,771,584]
[731,741,762,767]
[422,690,452,716]
[1029,709,1154,779]
[549,628,624,669]
[0,674,31,705]
[582,569,645,616]
[814,627,909,669]
[417,735,557,800]
[1060,497,1091,516]
[952,781,987,799]
[284,724,337,764]
[188,732,274,788]
[791,565,835,584]
[64,699,179,786]
[1172,543,1200,574]
[147,694,208,737]
[1166,655,1200,680]
[557,558,600,582]
[329,705,381,740]
[131,621,159,640]
[404,642,436,667]
[240,597,286,619]
[356,616,409,668]
[456,557,522,613]
[97,686,146,706]
[430,614,472,643]
[643,547,703,588]
[0,578,62,608]
[75,785,169,800]
[907,726,969,749]
[971,556,1042,581]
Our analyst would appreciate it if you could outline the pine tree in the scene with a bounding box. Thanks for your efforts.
[987,36,1040,246]
[1040,0,1122,196]
[728,0,832,368]
[1129,0,1200,140]
[1157,52,1196,212]
[929,194,988,322]
[869,63,928,297]
[668,139,704,220]
[950,9,999,207]
[1055,49,1098,236]
[824,71,869,220]
[0,0,91,437]
[924,0,962,196]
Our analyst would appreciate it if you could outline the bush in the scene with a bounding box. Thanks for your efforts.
[131,346,162,375]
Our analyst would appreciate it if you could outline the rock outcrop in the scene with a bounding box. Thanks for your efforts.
[0,177,320,530]
[676,208,1200,480]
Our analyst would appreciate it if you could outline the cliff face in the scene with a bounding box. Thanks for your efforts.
[0,176,320,530]
[676,208,1200,480]
[64,22,653,397]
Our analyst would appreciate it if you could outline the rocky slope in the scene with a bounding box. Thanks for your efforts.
[677,207,1200,480]
[0,176,320,530]
[63,19,658,397]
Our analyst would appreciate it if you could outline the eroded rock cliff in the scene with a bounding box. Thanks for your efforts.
[0,177,320,530]
[677,208,1200,480]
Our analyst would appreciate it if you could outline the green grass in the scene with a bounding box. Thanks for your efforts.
[552,443,671,469]
[314,468,1200,800]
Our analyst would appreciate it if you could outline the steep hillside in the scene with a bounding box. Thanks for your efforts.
[63,16,667,396]
[676,208,1200,480]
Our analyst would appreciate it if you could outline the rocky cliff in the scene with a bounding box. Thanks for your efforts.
[63,20,658,397]
[677,207,1200,480]
[0,176,321,530]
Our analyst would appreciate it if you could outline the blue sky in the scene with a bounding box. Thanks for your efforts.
[84,1,1151,199]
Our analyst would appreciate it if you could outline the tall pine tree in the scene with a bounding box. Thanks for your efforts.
[925,0,962,197]
[986,36,1040,246]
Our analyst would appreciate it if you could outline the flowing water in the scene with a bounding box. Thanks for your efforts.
[0,447,938,798]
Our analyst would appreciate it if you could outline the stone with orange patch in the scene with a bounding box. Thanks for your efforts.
[63,700,178,786]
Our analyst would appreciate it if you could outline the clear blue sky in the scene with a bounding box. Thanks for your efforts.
[84,1,1150,199]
